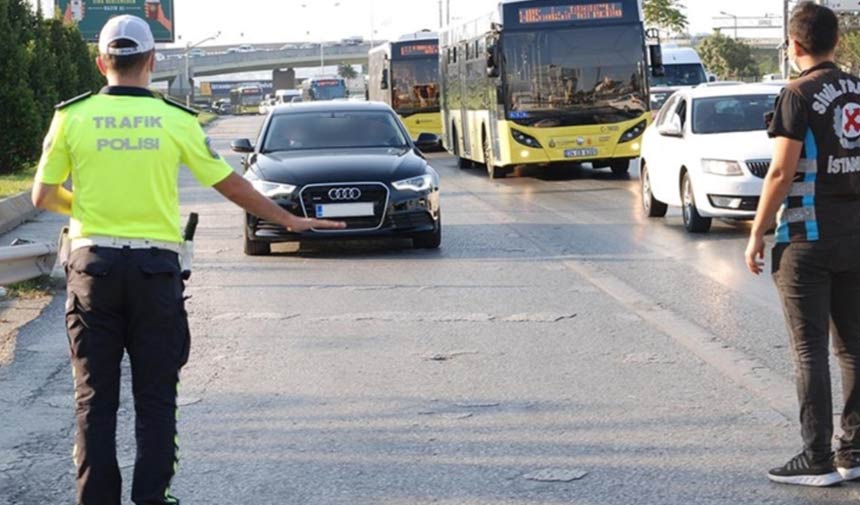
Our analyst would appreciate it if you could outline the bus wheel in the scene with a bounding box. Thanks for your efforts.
[453,125,471,169]
[609,159,631,177]
[483,133,503,179]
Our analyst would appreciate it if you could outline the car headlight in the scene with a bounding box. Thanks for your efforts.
[511,129,542,149]
[248,178,297,198]
[620,120,648,143]
[393,174,433,192]
[701,159,743,176]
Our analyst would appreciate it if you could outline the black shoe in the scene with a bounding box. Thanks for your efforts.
[836,450,860,481]
[768,452,842,487]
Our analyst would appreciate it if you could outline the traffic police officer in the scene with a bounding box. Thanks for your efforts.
[32,15,344,505]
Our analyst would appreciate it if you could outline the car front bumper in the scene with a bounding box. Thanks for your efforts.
[247,186,440,243]
[692,172,764,219]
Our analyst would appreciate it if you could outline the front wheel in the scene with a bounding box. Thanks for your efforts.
[609,159,631,176]
[641,163,668,218]
[244,221,272,256]
[681,172,712,233]
[483,134,504,180]
[413,215,441,249]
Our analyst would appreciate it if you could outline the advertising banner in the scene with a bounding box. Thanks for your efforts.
[56,0,175,43]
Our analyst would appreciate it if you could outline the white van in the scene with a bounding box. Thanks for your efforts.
[275,89,302,104]
[650,46,709,111]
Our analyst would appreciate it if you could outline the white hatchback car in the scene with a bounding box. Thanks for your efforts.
[639,84,781,233]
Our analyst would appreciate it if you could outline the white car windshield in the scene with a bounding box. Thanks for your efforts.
[692,94,778,134]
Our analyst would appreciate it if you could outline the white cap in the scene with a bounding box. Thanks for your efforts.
[98,15,156,56]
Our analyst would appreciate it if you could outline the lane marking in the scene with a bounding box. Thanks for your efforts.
[442,161,797,420]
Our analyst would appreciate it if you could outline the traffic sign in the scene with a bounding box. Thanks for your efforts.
[55,0,175,43]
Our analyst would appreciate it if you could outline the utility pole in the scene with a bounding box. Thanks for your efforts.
[438,0,443,29]
[446,0,451,25]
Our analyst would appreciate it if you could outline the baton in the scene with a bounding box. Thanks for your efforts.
[181,213,199,280]
[184,212,199,242]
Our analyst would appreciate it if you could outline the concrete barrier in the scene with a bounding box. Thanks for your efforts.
[0,191,38,236]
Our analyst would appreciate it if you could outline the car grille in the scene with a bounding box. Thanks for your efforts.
[746,160,770,179]
[300,183,389,230]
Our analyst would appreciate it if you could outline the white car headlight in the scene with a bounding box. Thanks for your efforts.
[392,174,434,192]
[249,179,297,198]
[701,159,743,177]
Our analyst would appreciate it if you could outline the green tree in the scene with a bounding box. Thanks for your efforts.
[0,0,41,173]
[644,0,688,35]
[338,63,358,80]
[697,31,759,81]
[837,14,860,74]
[27,19,59,133]
[67,24,103,93]
[47,17,79,101]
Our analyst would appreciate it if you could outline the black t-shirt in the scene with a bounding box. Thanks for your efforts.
[768,61,860,243]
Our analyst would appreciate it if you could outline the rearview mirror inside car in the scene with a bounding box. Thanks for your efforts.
[230,138,254,153]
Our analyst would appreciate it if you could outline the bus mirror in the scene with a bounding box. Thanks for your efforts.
[487,44,500,78]
[381,69,389,90]
[649,45,665,77]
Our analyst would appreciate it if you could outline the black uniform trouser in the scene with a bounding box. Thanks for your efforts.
[66,246,190,505]
[773,237,860,461]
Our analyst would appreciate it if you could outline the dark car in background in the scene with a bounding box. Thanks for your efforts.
[231,101,442,255]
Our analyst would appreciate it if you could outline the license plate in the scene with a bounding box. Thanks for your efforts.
[564,148,599,158]
[315,203,375,218]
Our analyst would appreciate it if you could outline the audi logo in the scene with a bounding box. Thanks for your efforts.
[328,187,362,201]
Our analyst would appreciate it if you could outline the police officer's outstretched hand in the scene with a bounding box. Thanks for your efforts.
[215,173,346,232]
[286,217,347,233]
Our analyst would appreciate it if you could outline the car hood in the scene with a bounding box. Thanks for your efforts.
[688,130,774,161]
[253,148,429,185]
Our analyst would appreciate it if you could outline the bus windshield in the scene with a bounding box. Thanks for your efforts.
[650,63,707,87]
[392,58,439,113]
[503,25,647,126]
[310,81,347,100]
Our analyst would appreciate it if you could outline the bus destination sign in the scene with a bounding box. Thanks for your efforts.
[400,44,439,57]
[518,2,624,24]
[315,80,342,87]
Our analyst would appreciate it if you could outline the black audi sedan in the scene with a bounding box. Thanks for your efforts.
[231,101,441,255]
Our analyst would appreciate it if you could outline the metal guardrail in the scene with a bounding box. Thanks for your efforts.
[0,241,58,285]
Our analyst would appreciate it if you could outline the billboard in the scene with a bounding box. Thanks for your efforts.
[56,0,175,43]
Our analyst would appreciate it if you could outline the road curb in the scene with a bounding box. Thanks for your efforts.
[0,191,38,239]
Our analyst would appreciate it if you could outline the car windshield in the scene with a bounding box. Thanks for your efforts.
[263,111,409,152]
[503,25,648,126]
[392,57,439,113]
[650,63,707,87]
[692,94,778,134]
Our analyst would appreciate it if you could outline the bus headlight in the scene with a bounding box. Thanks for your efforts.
[619,120,648,143]
[511,129,543,149]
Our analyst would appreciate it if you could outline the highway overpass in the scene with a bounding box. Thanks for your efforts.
[154,43,373,96]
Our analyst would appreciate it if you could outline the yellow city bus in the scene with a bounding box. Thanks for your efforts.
[230,85,264,115]
[440,0,658,178]
[368,32,442,142]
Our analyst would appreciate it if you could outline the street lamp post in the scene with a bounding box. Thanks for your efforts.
[183,31,221,106]
[720,11,739,39]
[302,2,341,76]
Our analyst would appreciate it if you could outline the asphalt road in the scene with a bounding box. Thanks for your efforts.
[1,114,857,504]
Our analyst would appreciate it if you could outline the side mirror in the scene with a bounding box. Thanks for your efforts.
[657,115,683,137]
[415,133,441,152]
[487,44,500,78]
[381,69,389,90]
[230,138,254,153]
[649,45,665,77]
[708,74,717,83]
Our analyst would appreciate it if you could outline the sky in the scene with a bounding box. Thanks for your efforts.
[39,0,788,47]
